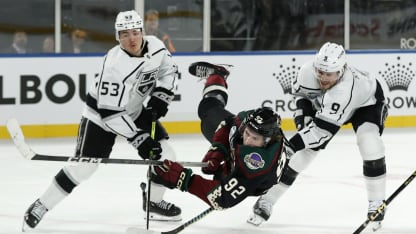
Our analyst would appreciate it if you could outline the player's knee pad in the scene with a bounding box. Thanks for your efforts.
[356,122,385,161]
[363,157,386,177]
[159,139,176,161]
[288,149,318,173]
[55,163,99,193]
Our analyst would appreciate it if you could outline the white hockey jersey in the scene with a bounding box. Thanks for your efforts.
[83,35,177,138]
[291,60,378,149]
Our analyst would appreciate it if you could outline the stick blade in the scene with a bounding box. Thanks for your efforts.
[6,118,36,160]
[126,227,160,234]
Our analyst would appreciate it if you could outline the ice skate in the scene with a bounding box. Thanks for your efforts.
[247,196,273,226]
[188,61,232,80]
[141,182,181,221]
[143,200,182,221]
[22,199,48,231]
[367,200,386,232]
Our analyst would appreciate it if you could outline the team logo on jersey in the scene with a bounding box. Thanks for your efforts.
[378,56,414,91]
[134,68,159,96]
[243,152,265,170]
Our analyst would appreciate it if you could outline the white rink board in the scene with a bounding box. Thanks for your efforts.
[0,51,415,126]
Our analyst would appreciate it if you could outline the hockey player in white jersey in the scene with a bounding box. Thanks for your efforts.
[23,10,181,230]
[247,42,388,231]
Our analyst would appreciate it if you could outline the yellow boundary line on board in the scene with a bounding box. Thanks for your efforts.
[0,116,415,139]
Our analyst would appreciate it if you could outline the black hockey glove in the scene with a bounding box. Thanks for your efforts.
[293,99,315,131]
[293,109,313,131]
[147,87,174,120]
[128,131,162,160]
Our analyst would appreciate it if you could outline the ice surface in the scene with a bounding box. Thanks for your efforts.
[1,128,415,234]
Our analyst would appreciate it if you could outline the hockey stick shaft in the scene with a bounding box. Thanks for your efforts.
[29,153,207,167]
[6,118,207,167]
[146,112,157,230]
[353,169,416,234]
[29,154,207,167]
[126,207,214,234]
[162,207,214,234]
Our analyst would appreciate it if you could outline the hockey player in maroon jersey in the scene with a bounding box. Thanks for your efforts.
[247,42,388,231]
[151,62,289,210]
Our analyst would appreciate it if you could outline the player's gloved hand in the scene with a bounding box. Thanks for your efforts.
[153,159,193,191]
[201,146,225,175]
[128,131,162,160]
[147,87,174,120]
[293,109,313,131]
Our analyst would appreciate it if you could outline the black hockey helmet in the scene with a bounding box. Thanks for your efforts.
[242,107,282,145]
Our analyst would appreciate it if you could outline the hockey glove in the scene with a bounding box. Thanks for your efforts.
[128,131,162,160]
[293,109,313,131]
[202,144,227,175]
[212,117,233,146]
[293,98,315,131]
[147,87,174,120]
[153,159,193,191]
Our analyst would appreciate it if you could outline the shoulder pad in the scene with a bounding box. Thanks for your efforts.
[143,35,168,54]
[292,61,322,98]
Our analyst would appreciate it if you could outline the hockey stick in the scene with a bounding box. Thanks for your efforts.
[145,111,157,230]
[5,118,208,168]
[353,169,416,234]
[126,207,214,234]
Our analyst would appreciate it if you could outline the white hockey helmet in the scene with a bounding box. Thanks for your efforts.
[313,42,346,76]
[114,10,143,41]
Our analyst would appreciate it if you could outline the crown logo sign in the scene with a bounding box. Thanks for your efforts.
[378,56,415,91]
[273,58,301,94]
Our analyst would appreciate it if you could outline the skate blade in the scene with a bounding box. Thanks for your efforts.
[246,213,265,226]
[368,221,382,232]
[126,227,159,234]
[21,219,32,232]
[144,213,182,222]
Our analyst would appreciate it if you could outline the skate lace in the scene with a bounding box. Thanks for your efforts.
[195,66,215,81]
[31,200,48,219]
[156,200,173,211]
